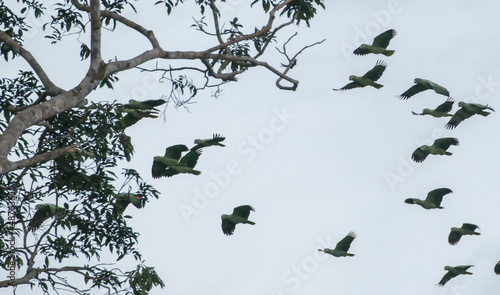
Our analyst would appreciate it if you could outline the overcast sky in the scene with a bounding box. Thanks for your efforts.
[6,0,500,294]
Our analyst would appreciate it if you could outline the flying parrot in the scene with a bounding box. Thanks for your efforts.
[318,231,357,257]
[445,102,494,129]
[404,188,453,210]
[448,223,480,245]
[28,203,67,231]
[398,78,450,100]
[353,29,397,56]
[411,137,459,163]
[438,265,473,286]
[333,60,387,91]
[221,205,255,236]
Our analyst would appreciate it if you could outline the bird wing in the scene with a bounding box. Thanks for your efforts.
[448,231,462,245]
[361,60,387,81]
[222,219,236,235]
[28,206,54,231]
[179,149,202,168]
[161,167,181,178]
[495,262,500,275]
[456,265,474,271]
[333,82,361,91]
[462,223,479,231]
[444,108,474,129]
[334,232,356,252]
[192,134,226,150]
[130,195,145,209]
[433,137,459,150]
[398,84,427,100]
[438,271,457,286]
[434,100,454,113]
[164,144,189,160]
[121,109,157,127]
[425,188,452,206]
[467,103,495,112]
[372,29,397,48]
[138,99,167,109]
[209,134,226,146]
[425,80,450,97]
[232,205,255,219]
[114,198,130,214]
[411,147,429,163]
[353,46,371,56]
[122,112,142,128]
[126,99,166,110]
[151,158,167,179]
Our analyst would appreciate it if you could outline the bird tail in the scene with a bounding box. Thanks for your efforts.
[190,170,202,175]
[383,50,395,56]
[479,111,491,117]
[346,253,355,257]
[373,83,384,89]
[217,143,226,147]
[245,220,256,225]
[473,232,481,235]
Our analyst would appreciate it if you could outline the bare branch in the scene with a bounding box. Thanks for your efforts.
[203,0,294,54]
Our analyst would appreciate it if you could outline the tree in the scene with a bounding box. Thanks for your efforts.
[0,0,325,293]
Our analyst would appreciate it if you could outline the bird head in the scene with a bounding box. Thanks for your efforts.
[444,266,451,271]
[458,101,465,107]
[422,109,432,115]
[414,78,422,84]
[348,75,355,81]
[194,139,201,144]
[221,214,228,220]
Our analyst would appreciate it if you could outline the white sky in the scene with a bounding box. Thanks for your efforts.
[5,0,500,294]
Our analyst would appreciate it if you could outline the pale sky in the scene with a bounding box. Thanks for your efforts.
[6,0,500,294]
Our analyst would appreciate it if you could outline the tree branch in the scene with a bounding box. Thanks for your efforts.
[71,0,160,49]
[0,31,64,96]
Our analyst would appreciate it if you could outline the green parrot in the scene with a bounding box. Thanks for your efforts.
[445,102,495,129]
[191,134,226,150]
[221,205,255,236]
[404,188,453,209]
[411,137,459,163]
[398,78,450,100]
[412,100,454,117]
[318,231,357,257]
[124,99,166,111]
[121,109,158,128]
[353,29,397,56]
[333,60,387,91]
[118,133,134,161]
[152,145,202,178]
[448,223,480,245]
[495,261,500,275]
[114,193,146,214]
[28,203,67,231]
[162,149,202,177]
[438,265,473,286]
